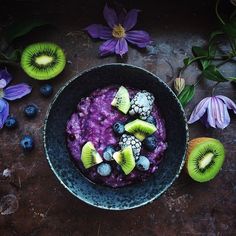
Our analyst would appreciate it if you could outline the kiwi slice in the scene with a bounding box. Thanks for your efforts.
[111,86,130,114]
[186,137,225,182]
[81,141,103,169]
[113,146,135,175]
[125,119,157,141]
[21,42,66,80]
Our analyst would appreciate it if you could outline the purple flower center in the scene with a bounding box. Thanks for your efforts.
[112,24,126,39]
[0,89,4,98]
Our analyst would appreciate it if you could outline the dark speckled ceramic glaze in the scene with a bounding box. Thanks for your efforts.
[43,64,188,210]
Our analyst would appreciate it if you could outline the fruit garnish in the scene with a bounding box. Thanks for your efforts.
[111,86,130,114]
[136,156,150,171]
[97,163,112,176]
[113,146,135,175]
[112,121,125,135]
[186,137,225,182]
[103,145,115,161]
[21,42,66,80]
[119,134,141,159]
[81,141,103,169]
[124,119,157,141]
[129,90,154,120]
[143,135,158,151]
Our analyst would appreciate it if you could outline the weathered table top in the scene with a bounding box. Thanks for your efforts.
[1,0,236,235]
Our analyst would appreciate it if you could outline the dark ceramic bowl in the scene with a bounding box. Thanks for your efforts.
[43,63,188,210]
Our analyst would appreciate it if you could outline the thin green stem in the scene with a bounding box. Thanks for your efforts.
[215,0,225,25]
[211,82,220,96]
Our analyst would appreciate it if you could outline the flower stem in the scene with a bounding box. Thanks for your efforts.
[215,0,225,25]
[211,82,220,96]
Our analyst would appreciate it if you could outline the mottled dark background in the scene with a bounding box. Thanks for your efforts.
[0,0,236,235]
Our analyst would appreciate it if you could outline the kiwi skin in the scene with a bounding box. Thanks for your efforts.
[186,137,225,182]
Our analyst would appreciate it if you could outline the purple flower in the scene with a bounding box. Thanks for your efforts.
[85,4,151,56]
[0,69,32,128]
[188,95,236,129]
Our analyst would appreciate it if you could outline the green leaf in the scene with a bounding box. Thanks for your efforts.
[202,65,227,82]
[225,77,236,82]
[177,85,195,107]
[183,57,191,66]
[2,19,49,45]
[222,17,236,38]
[192,46,211,70]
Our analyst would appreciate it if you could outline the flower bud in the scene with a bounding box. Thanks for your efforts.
[174,77,185,95]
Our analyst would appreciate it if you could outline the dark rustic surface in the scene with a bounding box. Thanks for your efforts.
[0,0,236,235]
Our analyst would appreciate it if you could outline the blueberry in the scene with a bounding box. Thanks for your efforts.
[112,121,125,135]
[24,104,38,118]
[103,145,115,161]
[97,163,112,176]
[20,135,34,151]
[5,116,17,129]
[146,115,157,126]
[40,84,53,97]
[136,156,150,171]
[143,135,157,151]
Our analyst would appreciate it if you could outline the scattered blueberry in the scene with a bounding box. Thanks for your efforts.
[136,156,150,171]
[20,135,34,151]
[40,84,53,97]
[112,121,125,135]
[103,145,115,161]
[143,135,157,151]
[5,116,17,129]
[146,115,157,126]
[24,104,38,118]
[97,163,112,176]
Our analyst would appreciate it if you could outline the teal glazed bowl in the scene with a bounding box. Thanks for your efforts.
[43,64,188,210]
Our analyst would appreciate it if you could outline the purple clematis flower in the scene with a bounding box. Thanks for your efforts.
[0,69,32,128]
[188,95,236,129]
[85,4,151,56]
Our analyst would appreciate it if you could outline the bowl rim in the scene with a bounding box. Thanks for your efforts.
[43,63,189,210]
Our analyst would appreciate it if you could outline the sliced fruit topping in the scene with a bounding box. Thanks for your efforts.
[136,156,150,171]
[112,121,125,135]
[81,141,103,169]
[103,145,115,161]
[129,90,154,120]
[113,146,135,175]
[143,135,158,151]
[111,86,130,114]
[125,119,157,141]
[119,134,141,159]
[97,163,112,176]
[186,137,225,182]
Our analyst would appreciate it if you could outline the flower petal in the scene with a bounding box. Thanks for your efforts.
[125,30,151,48]
[118,8,127,24]
[0,99,9,128]
[216,95,236,114]
[0,69,12,89]
[188,97,210,124]
[123,9,140,31]
[214,99,230,129]
[103,4,118,28]
[3,83,32,101]
[207,97,216,128]
[85,24,112,40]
[115,38,128,56]
[99,39,117,56]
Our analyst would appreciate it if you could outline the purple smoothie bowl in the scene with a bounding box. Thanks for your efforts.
[43,63,188,210]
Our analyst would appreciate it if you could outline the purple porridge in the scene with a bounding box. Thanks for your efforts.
[66,86,167,188]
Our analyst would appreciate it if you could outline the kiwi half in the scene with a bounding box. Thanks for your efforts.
[113,146,135,175]
[21,42,66,80]
[186,137,225,182]
[81,141,103,169]
[111,86,130,114]
[125,119,157,141]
